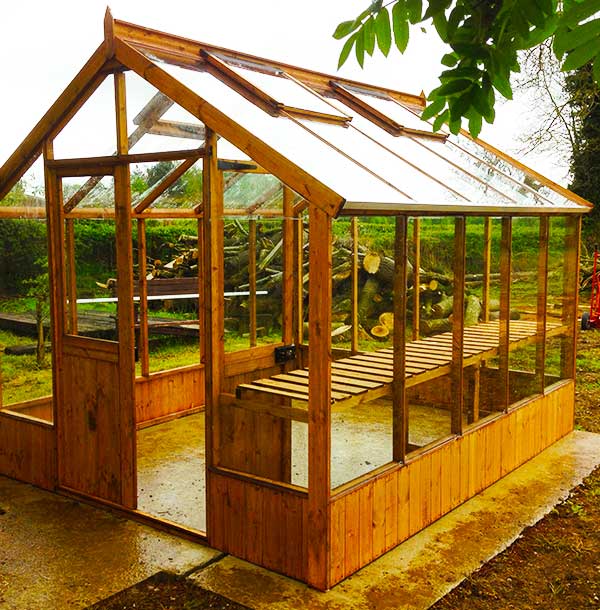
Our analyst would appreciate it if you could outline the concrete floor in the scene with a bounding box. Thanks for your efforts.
[1,430,599,609]
[136,400,452,530]
[137,414,206,532]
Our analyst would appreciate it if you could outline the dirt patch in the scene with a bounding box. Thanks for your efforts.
[433,329,600,609]
[87,571,251,610]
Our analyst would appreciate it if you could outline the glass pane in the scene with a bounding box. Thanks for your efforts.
[153,61,405,205]
[407,217,453,452]
[0,216,53,421]
[130,160,203,210]
[298,118,463,203]
[509,217,541,403]
[545,217,576,387]
[54,77,117,159]
[224,62,348,118]
[125,71,205,154]
[349,93,583,210]
[0,158,45,210]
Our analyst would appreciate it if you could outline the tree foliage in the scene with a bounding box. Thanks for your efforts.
[565,63,600,235]
[334,0,600,137]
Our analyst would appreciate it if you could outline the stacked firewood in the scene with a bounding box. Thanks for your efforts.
[136,223,506,339]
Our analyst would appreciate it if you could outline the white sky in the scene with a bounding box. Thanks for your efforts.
[0,0,569,186]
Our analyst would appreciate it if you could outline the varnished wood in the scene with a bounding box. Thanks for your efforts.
[451,217,466,434]
[499,218,512,411]
[137,219,150,376]
[307,205,332,590]
[282,187,294,346]
[114,71,137,508]
[202,128,224,478]
[393,216,408,461]
[248,219,257,347]
[412,217,420,340]
[295,213,305,346]
[351,217,359,353]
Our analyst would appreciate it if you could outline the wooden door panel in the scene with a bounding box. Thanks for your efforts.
[59,337,125,503]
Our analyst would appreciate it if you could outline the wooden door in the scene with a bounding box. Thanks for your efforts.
[48,167,137,508]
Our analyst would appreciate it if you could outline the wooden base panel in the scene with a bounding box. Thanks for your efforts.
[327,380,574,588]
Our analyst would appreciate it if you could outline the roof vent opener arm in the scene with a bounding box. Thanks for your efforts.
[329,81,447,142]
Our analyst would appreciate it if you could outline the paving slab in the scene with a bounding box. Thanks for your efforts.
[190,430,600,610]
[0,478,219,609]
[1,430,599,609]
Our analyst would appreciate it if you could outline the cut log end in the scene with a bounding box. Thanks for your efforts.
[370,324,390,339]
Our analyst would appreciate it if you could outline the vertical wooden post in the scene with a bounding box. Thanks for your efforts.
[295,213,304,346]
[482,217,492,322]
[561,215,581,379]
[351,216,359,353]
[248,218,257,347]
[65,219,78,334]
[307,205,332,590]
[197,217,205,365]
[451,217,466,435]
[113,71,137,508]
[393,216,408,461]
[535,217,549,393]
[499,217,512,411]
[282,186,294,346]
[412,217,421,340]
[137,218,150,376]
[202,127,224,477]
[44,139,64,481]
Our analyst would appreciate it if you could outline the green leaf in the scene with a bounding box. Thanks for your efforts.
[356,27,366,67]
[364,17,376,55]
[562,36,600,71]
[432,108,450,132]
[441,52,458,67]
[468,112,483,139]
[421,97,446,121]
[449,117,462,135]
[338,33,357,68]
[521,14,559,49]
[333,20,358,40]
[440,66,482,81]
[392,2,410,53]
[519,0,547,27]
[406,0,423,23]
[594,51,600,85]
[435,78,473,96]
[432,12,449,42]
[533,0,554,15]
[472,85,492,119]
[450,90,473,121]
[375,7,392,56]
[491,71,513,100]
[562,0,600,28]
[554,18,600,55]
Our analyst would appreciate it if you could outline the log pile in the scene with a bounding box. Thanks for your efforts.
[119,222,518,339]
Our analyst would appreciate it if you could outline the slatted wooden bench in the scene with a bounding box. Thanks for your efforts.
[235,320,565,410]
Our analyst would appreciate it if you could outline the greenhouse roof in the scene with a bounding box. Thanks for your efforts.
[0,11,592,217]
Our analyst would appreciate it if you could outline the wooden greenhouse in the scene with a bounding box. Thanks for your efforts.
[0,12,590,590]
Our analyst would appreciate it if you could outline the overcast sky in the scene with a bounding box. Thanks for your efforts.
[0,0,568,185]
